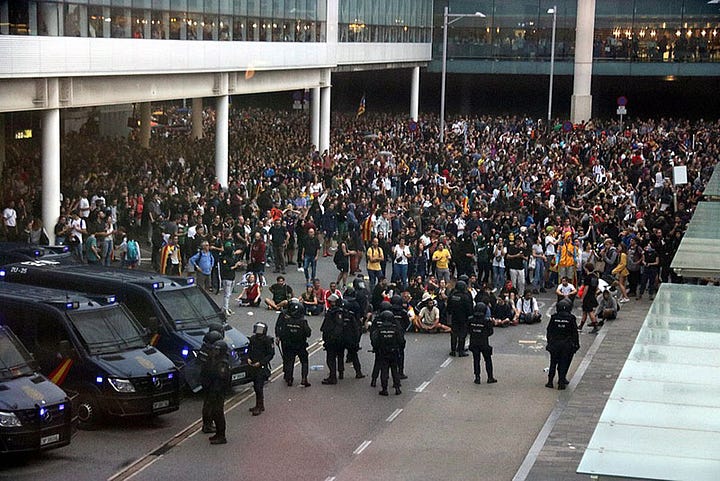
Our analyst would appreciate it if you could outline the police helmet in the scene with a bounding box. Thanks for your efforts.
[353,277,366,290]
[328,294,340,306]
[208,322,225,335]
[379,301,393,312]
[253,322,268,335]
[458,274,469,284]
[212,340,228,354]
[556,298,572,313]
[203,330,224,346]
[344,286,355,297]
[474,302,487,319]
[287,300,304,318]
[391,294,402,306]
[455,280,467,291]
[379,310,395,323]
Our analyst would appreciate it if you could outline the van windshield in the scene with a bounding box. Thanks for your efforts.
[68,305,146,355]
[0,331,34,380]
[154,287,222,330]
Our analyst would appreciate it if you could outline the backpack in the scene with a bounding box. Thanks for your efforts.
[126,240,140,262]
[341,309,360,345]
[326,308,345,344]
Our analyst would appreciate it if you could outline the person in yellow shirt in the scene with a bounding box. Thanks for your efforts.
[366,237,384,289]
[555,232,577,284]
[432,241,452,283]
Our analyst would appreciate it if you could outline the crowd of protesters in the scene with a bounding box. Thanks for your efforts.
[2,106,718,328]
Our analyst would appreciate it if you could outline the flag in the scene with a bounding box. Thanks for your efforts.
[356,95,366,118]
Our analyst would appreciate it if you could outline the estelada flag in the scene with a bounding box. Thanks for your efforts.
[356,95,366,118]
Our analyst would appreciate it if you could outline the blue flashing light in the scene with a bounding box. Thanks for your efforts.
[62,246,70,252]
[39,407,46,417]
[59,404,65,411]
[186,277,195,285]
[33,250,41,257]
[167,373,174,379]
[0,269,5,278]
[181,348,189,357]
[65,301,80,310]
[107,296,116,304]
[152,281,164,289]
[96,376,103,384]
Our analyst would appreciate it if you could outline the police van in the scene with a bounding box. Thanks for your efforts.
[0,283,180,427]
[0,260,251,391]
[0,242,75,266]
[0,325,75,453]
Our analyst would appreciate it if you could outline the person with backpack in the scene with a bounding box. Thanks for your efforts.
[370,310,403,396]
[334,235,356,288]
[247,322,275,416]
[578,263,601,332]
[205,339,232,444]
[468,302,497,384]
[545,299,580,390]
[390,294,410,379]
[340,294,366,379]
[320,294,345,385]
[275,300,312,387]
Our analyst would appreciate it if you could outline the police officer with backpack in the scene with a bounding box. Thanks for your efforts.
[447,280,474,357]
[199,326,225,433]
[248,322,275,415]
[275,299,312,387]
[545,298,580,390]
[390,294,410,379]
[320,294,344,384]
[370,310,403,396]
[468,302,497,385]
[206,340,231,444]
[342,289,366,379]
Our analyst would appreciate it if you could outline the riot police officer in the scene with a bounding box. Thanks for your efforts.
[390,294,410,379]
[369,301,393,387]
[199,328,225,433]
[446,280,474,357]
[320,294,344,384]
[248,322,275,415]
[468,302,497,384]
[370,310,403,396]
[206,340,231,444]
[275,299,312,387]
[341,288,366,379]
[546,298,580,390]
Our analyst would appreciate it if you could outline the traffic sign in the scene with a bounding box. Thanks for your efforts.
[616,106,627,115]
[617,96,628,107]
[562,121,573,132]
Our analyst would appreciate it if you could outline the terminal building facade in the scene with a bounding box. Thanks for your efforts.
[1,0,719,242]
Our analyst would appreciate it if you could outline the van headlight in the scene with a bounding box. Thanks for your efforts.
[0,411,22,427]
[108,378,136,393]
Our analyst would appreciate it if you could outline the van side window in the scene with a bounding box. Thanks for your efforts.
[34,312,70,372]
[125,291,160,332]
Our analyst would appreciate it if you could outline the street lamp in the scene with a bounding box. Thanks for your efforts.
[440,7,485,143]
[547,5,557,129]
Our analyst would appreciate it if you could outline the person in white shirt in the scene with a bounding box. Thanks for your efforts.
[392,237,411,288]
[2,200,18,240]
[516,290,541,324]
[555,276,577,306]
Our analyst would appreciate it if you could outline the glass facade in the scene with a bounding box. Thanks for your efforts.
[0,0,325,42]
[338,0,432,43]
[435,0,720,62]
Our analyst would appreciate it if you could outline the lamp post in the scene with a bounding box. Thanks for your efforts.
[547,5,557,129]
[440,7,485,143]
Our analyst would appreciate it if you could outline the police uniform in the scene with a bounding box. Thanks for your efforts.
[206,340,231,444]
[320,295,344,384]
[369,301,393,387]
[545,299,579,390]
[390,295,410,379]
[468,303,497,384]
[275,301,312,387]
[370,310,403,396]
[199,329,224,433]
[248,323,275,414]
[341,293,365,379]
[446,281,474,356]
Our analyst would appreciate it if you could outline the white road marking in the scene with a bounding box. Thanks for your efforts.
[414,381,430,392]
[518,340,537,344]
[353,440,372,455]
[324,477,336,481]
[440,357,453,368]
[386,408,403,423]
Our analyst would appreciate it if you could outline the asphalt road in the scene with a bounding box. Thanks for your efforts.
[0,254,592,481]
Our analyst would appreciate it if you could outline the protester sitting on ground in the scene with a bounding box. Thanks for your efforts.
[516,290,542,324]
[237,272,262,307]
[595,289,619,324]
[491,296,515,327]
[265,275,293,311]
[301,284,323,316]
[556,276,578,306]
[414,294,451,333]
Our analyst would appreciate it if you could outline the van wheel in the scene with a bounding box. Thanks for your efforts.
[77,394,102,430]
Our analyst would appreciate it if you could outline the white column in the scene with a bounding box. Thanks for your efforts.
[215,95,229,188]
[139,102,151,148]
[191,97,204,140]
[42,108,61,245]
[0,114,5,182]
[410,66,420,121]
[311,87,320,150]
[571,0,596,123]
[319,85,331,154]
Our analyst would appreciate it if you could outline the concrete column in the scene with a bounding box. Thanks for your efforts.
[215,95,229,188]
[410,66,420,121]
[191,98,204,140]
[571,0,596,123]
[139,102,151,148]
[42,109,61,245]
[311,87,320,150]
[0,114,5,185]
[319,85,331,154]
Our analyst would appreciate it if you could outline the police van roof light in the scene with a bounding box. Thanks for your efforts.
[96,376,103,384]
[106,296,116,304]
[0,270,5,278]
[167,373,174,379]
[181,347,189,357]
[186,277,195,285]
[65,301,80,310]
[152,282,164,289]
[59,404,65,411]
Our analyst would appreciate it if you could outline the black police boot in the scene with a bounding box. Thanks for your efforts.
[202,423,216,434]
[301,377,311,387]
[338,370,344,380]
[394,386,402,395]
[399,371,408,380]
[370,378,377,387]
[379,389,389,396]
[210,435,227,445]
[458,350,469,357]
[251,399,265,416]
[545,377,554,389]
[449,351,457,357]
[474,375,482,384]
[557,383,566,390]
[286,378,293,387]
[321,377,337,385]
[355,372,366,379]
[487,377,497,384]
